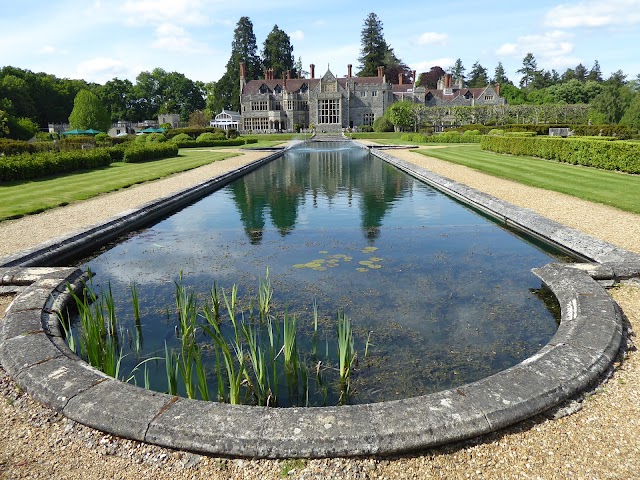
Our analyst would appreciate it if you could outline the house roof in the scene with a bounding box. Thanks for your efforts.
[242,72,389,95]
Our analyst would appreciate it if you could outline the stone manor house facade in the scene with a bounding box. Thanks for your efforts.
[238,63,505,133]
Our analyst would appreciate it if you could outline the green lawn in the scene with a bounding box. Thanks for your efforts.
[0,150,239,221]
[417,144,640,214]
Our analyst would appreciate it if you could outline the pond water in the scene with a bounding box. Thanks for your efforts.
[75,142,566,406]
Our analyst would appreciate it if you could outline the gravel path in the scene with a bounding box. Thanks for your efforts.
[1,146,639,479]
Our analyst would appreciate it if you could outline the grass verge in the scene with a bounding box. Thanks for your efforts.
[0,150,239,220]
[416,144,640,214]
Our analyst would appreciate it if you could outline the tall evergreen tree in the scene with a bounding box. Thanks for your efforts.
[517,53,539,88]
[357,13,389,77]
[451,58,466,85]
[212,16,261,112]
[262,25,294,80]
[574,63,588,82]
[493,62,510,85]
[467,61,489,87]
[587,60,603,82]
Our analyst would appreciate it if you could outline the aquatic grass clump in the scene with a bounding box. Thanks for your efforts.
[62,270,370,407]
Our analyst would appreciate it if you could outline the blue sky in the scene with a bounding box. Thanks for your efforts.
[1,0,639,85]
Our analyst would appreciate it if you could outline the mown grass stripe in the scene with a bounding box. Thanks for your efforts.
[418,145,640,214]
[0,150,238,220]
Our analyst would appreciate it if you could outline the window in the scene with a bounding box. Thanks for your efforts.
[371,90,377,97]
[244,117,269,130]
[274,84,282,94]
[300,83,308,93]
[322,80,337,92]
[318,99,340,124]
[360,91,366,97]
[363,113,374,126]
[484,95,494,101]
[251,101,268,111]
[259,84,269,94]
[272,101,282,110]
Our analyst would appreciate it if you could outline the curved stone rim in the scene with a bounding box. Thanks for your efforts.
[0,143,637,458]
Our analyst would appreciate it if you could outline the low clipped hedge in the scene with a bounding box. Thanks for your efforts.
[480,136,640,174]
[0,139,59,156]
[400,131,482,143]
[171,138,258,148]
[0,149,112,181]
[122,143,179,163]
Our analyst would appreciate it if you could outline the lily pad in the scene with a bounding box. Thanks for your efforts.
[293,264,306,269]
[356,267,369,272]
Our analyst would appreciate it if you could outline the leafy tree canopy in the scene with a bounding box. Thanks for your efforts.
[68,89,111,131]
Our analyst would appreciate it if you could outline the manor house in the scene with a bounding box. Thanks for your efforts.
[238,63,505,133]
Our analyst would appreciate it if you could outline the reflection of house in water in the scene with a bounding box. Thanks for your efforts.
[228,146,412,244]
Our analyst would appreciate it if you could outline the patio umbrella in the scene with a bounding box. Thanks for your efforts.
[61,129,87,135]
[83,129,103,135]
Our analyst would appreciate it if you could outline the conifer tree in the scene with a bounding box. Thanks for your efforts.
[357,13,389,77]
[262,25,294,80]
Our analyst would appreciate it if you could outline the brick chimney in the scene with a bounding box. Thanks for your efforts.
[444,73,452,88]
[398,73,403,85]
[347,64,352,78]
[310,64,315,79]
[377,66,384,78]
[240,62,246,80]
[495,83,501,96]
[412,70,416,85]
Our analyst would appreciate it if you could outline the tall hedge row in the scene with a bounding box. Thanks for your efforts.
[480,136,640,174]
[171,137,257,148]
[123,143,179,163]
[0,149,112,181]
[400,131,482,144]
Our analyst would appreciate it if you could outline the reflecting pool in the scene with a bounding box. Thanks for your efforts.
[76,143,566,405]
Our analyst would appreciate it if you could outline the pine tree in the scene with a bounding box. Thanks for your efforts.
[357,13,388,77]
[587,60,603,82]
[517,53,538,88]
[262,25,294,80]
[467,61,489,87]
[212,17,261,112]
[493,62,510,85]
[451,59,466,85]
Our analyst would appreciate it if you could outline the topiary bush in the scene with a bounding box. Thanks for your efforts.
[123,143,179,163]
[196,132,226,143]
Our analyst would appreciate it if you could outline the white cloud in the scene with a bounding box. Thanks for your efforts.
[39,45,56,54]
[544,0,640,28]
[73,57,130,83]
[416,32,448,46]
[410,58,455,73]
[290,30,304,42]
[152,23,210,54]
[120,0,210,26]
[496,31,574,60]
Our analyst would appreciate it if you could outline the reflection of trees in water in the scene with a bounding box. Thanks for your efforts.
[229,144,414,243]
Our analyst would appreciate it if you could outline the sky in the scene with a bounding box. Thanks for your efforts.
[1,0,639,86]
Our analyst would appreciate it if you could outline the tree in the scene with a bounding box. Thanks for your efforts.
[417,66,446,89]
[387,101,418,131]
[68,89,111,131]
[517,53,538,88]
[262,25,294,80]
[383,48,412,84]
[574,63,588,82]
[467,61,489,87]
[357,13,388,77]
[493,62,510,85]
[97,78,135,122]
[619,93,640,130]
[590,76,634,124]
[212,16,262,112]
[451,58,465,85]
[587,61,603,82]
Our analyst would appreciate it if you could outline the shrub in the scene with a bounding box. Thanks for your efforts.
[123,143,179,163]
[373,116,394,132]
[359,125,374,132]
[0,149,112,181]
[480,136,640,174]
[145,133,167,143]
[165,126,223,139]
[0,138,36,156]
[197,132,226,142]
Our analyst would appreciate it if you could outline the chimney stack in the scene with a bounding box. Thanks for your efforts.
[398,73,403,85]
[310,64,315,79]
[412,70,416,85]
[240,63,246,79]
[347,64,352,78]
[377,66,384,78]
[445,73,452,88]
[495,83,501,96]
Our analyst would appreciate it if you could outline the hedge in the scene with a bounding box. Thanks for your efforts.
[123,143,179,163]
[480,136,640,174]
[165,126,224,139]
[400,131,482,144]
[171,138,257,148]
[0,149,112,182]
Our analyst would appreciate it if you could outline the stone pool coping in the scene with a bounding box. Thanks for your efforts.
[0,142,639,458]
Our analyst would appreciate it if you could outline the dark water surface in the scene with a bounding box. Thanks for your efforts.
[77,143,566,405]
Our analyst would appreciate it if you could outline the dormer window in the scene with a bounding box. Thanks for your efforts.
[259,84,269,94]
[274,84,282,94]
[300,83,308,93]
[464,91,472,99]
